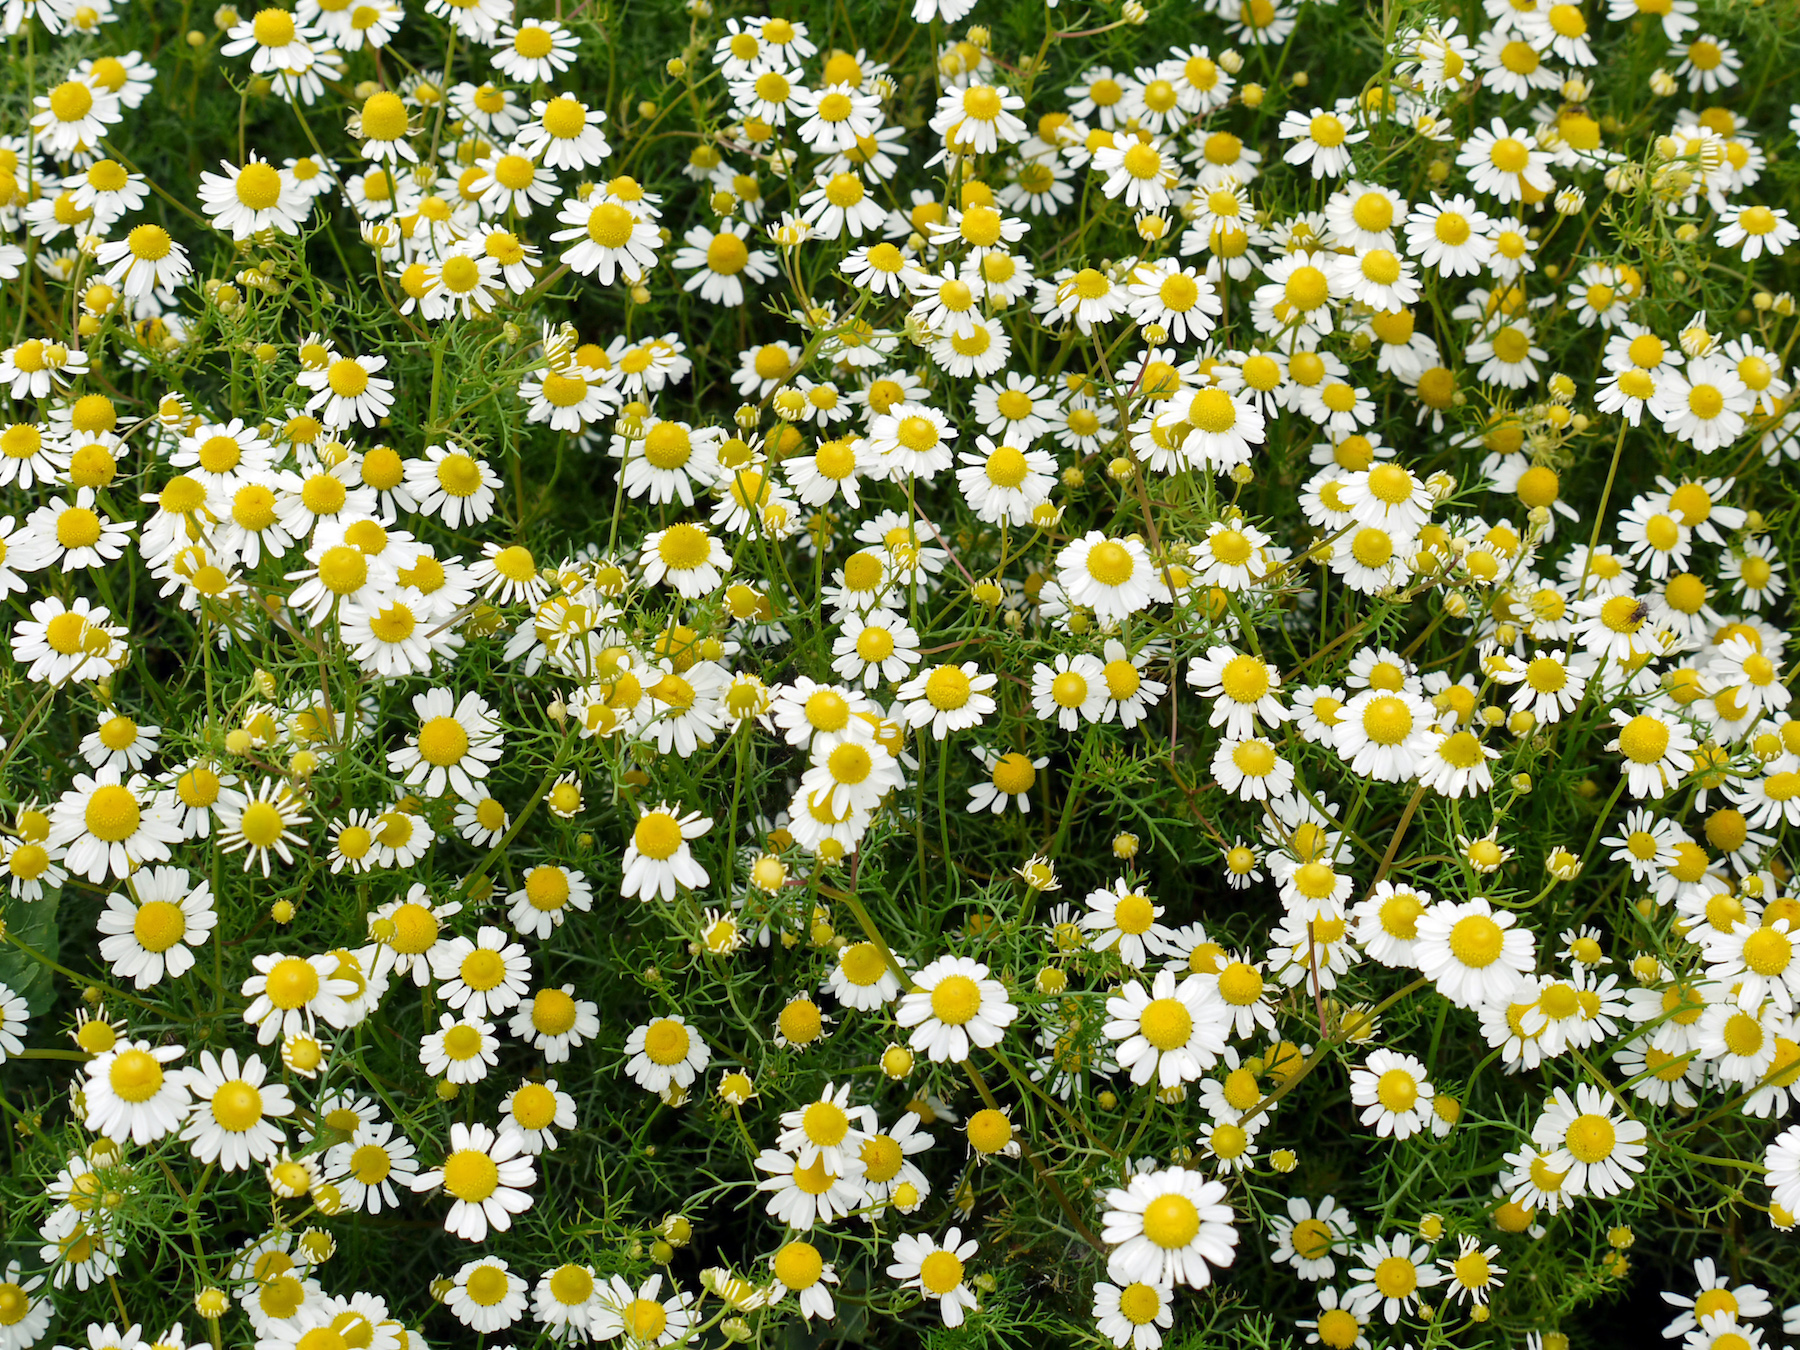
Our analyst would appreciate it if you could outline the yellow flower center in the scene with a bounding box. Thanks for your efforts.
[929,974,982,1024]
[1564,1113,1616,1164]
[1218,960,1263,1005]
[1141,1194,1201,1249]
[642,1018,690,1065]
[109,1048,163,1102]
[1448,914,1504,968]
[442,1148,500,1201]
[1140,997,1193,1050]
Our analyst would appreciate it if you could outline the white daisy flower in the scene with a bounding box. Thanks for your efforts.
[83,1038,190,1145]
[240,951,355,1044]
[95,866,216,989]
[623,1015,711,1094]
[386,688,504,799]
[1104,969,1228,1087]
[419,1012,500,1084]
[430,926,530,1020]
[620,802,712,901]
[896,956,1018,1063]
[509,984,600,1063]
[590,1274,695,1346]
[1100,1167,1238,1289]
[323,1119,418,1214]
[48,768,181,883]
[1531,1082,1648,1197]
[1348,1048,1435,1138]
[410,1120,537,1242]
[886,1228,980,1327]
[1413,897,1536,1010]
[1345,1233,1443,1324]
[178,1048,294,1170]
[1081,878,1175,967]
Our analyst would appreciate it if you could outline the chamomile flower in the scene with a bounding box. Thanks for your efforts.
[1032,652,1108,729]
[1188,647,1288,738]
[96,867,216,989]
[216,779,310,875]
[426,928,525,1022]
[1333,688,1435,782]
[1415,897,1536,1010]
[492,18,579,82]
[1169,386,1265,472]
[444,1257,527,1333]
[592,1274,694,1346]
[1531,1082,1648,1197]
[1403,194,1494,276]
[405,442,501,529]
[410,1120,537,1242]
[198,157,312,238]
[1296,1287,1371,1350]
[502,864,591,940]
[323,1120,418,1214]
[1606,707,1697,798]
[510,984,600,1063]
[1101,1167,1238,1289]
[621,802,712,902]
[32,77,125,157]
[553,195,661,282]
[1673,33,1741,92]
[623,1015,710,1094]
[533,1262,604,1339]
[1279,108,1367,180]
[240,951,355,1044]
[827,941,909,1011]
[966,748,1047,815]
[1074,879,1173,967]
[48,769,181,883]
[1651,356,1752,453]
[929,82,1027,157]
[387,688,503,799]
[498,1079,576,1154]
[641,523,731,597]
[886,1229,980,1327]
[1269,1195,1356,1282]
[1349,1049,1435,1138]
[897,661,997,740]
[1659,1259,1775,1338]
[897,956,1018,1063]
[1105,970,1227,1087]
[84,1039,190,1145]
[832,611,921,688]
[672,221,777,306]
[1345,1233,1443,1324]
[755,1147,867,1229]
[178,1049,294,1170]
